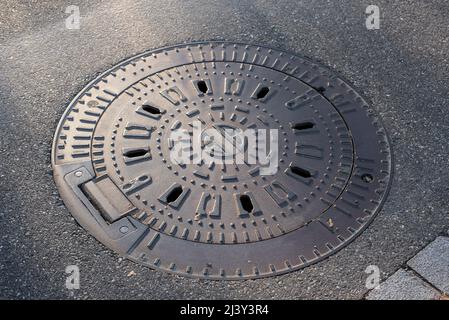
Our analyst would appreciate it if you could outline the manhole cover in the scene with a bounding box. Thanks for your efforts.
[52,42,392,279]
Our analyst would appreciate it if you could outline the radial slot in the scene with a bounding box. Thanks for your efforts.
[239,194,253,213]
[290,166,312,178]
[292,122,314,130]
[197,80,208,93]
[122,146,151,164]
[255,86,269,99]
[136,102,165,120]
[123,148,148,158]
[167,186,183,203]
[142,103,161,115]
[158,183,190,209]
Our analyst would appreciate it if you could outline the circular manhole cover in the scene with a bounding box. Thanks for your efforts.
[52,42,392,279]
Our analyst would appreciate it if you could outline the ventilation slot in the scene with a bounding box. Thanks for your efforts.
[292,122,315,130]
[197,80,208,93]
[255,86,270,99]
[166,186,183,203]
[142,104,161,114]
[239,195,253,213]
[291,166,312,178]
[124,149,147,158]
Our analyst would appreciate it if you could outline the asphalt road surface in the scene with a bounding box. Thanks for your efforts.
[1,0,448,299]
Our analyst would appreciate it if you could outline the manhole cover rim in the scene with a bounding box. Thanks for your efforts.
[52,41,393,280]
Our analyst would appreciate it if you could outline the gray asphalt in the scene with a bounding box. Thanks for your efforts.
[1,0,448,299]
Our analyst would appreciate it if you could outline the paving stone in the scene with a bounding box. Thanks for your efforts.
[366,269,439,300]
[407,236,449,294]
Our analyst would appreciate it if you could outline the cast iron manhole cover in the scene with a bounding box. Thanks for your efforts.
[52,42,392,279]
